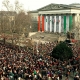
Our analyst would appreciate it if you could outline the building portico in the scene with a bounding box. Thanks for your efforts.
[29,3,80,33]
[38,14,73,33]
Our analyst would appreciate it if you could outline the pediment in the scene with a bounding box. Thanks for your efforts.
[38,3,72,11]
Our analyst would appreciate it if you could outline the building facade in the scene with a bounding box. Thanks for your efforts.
[29,3,80,33]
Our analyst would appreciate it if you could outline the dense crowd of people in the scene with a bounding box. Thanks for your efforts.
[0,40,80,80]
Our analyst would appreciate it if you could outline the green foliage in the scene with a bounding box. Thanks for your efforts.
[51,42,73,61]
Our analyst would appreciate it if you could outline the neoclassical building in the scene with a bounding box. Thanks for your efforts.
[29,3,80,33]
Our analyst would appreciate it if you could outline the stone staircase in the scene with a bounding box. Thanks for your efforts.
[29,32,67,43]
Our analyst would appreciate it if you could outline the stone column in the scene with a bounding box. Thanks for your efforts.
[42,15,44,32]
[54,16,56,32]
[45,15,48,32]
[50,16,52,32]
[69,14,73,31]
[66,15,69,32]
[64,15,66,33]
[59,16,61,33]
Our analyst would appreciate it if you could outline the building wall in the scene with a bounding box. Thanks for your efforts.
[30,12,38,21]
[29,12,38,32]
[73,14,80,28]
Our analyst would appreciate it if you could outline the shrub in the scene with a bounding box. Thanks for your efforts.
[51,42,73,61]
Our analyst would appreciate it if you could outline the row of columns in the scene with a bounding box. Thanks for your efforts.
[38,14,73,33]
[38,15,62,33]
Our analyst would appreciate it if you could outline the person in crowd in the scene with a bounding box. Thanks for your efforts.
[0,40,79,80]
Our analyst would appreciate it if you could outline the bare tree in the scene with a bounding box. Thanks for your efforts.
[15,12,32,35]
[1,0,32,46]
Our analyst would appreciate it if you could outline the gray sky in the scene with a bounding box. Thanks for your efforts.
[0,0,80,11]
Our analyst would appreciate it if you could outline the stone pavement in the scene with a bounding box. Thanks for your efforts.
[29,32,66,42]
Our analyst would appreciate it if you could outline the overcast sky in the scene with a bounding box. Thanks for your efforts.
[0,0,80,11]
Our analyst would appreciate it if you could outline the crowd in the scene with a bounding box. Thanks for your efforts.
[0,40,80,80]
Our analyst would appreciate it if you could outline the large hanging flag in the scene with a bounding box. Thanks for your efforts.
[64,16,66,33]
[69,15,72,31]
